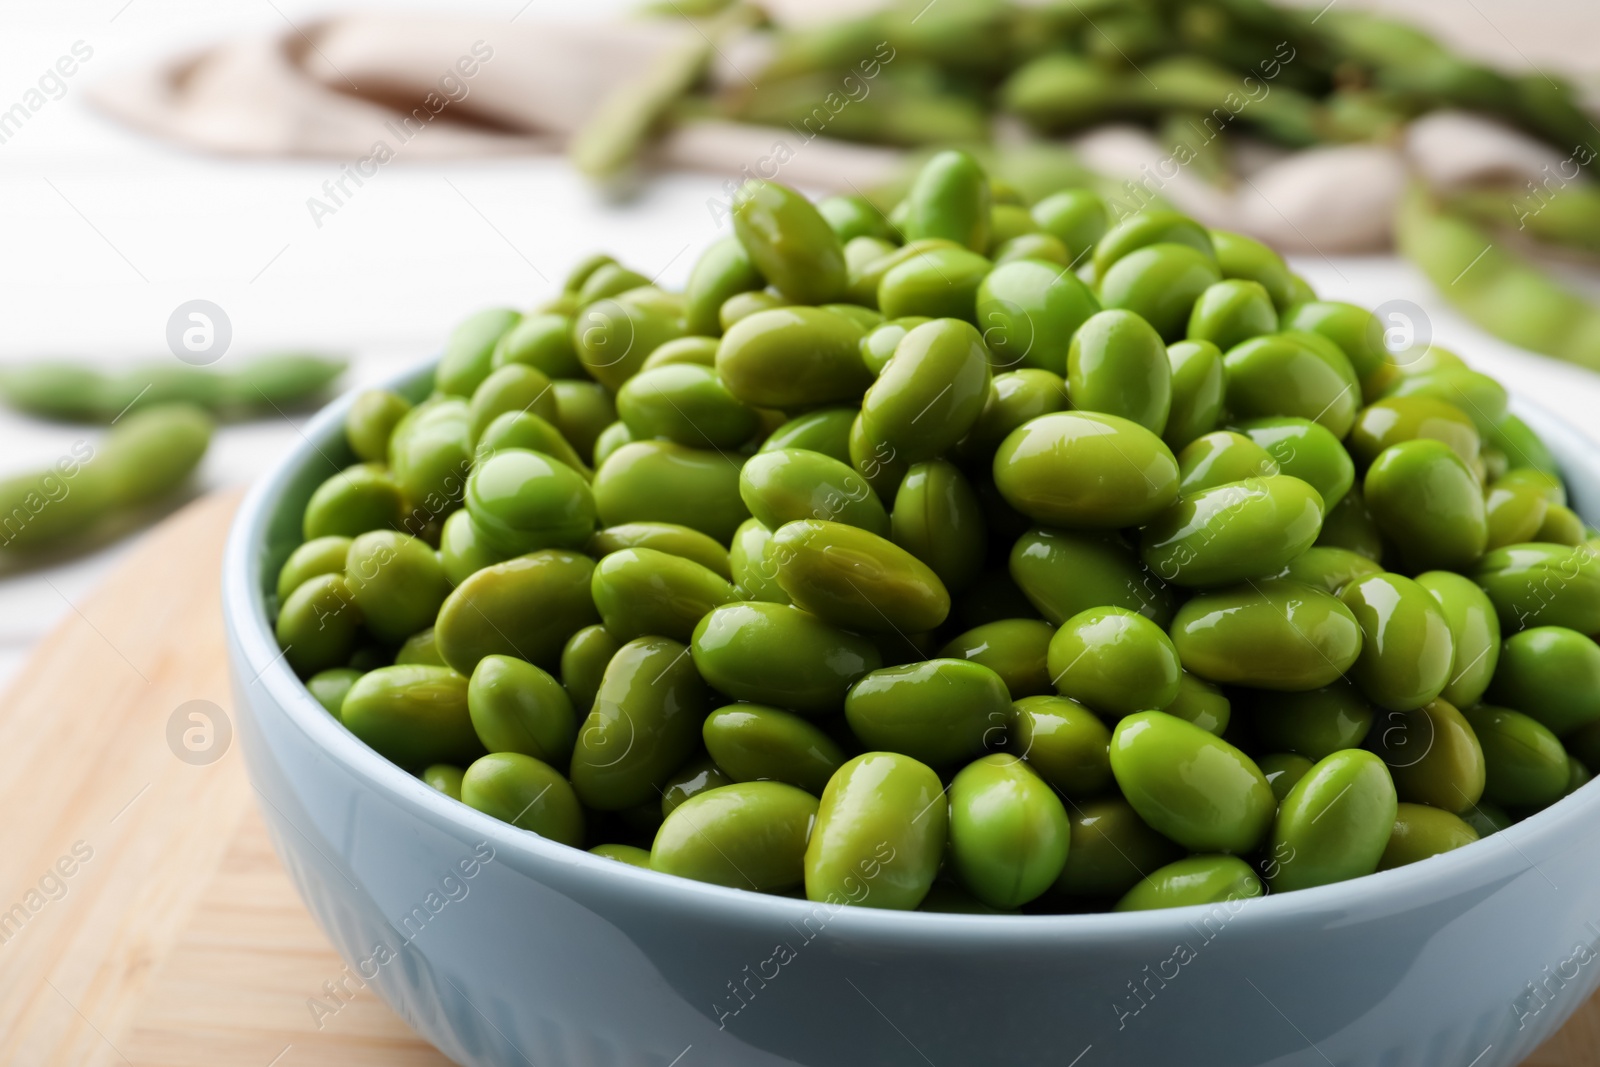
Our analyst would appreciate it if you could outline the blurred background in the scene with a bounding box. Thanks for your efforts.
[2,0,1598,687]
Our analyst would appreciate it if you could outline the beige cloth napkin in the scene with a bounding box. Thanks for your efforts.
[88,12,1570,253]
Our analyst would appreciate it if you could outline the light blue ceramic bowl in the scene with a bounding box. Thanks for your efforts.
[224,362,1600,1067]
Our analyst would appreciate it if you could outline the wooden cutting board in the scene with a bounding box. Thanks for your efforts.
[0,490,1594,1066]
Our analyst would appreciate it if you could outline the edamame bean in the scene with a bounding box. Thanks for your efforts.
[771,519,950,634]
[307,667,360,718]
[1171,579,1363,690]
[276,572,363,676]
[1141,475,1324,587]
[900,149,992,252]
[660,755,733,817]
[890,460,986,594]
[702,704,844,795]
[491,313,585,379]
[464,448,596,556]
[728,518,790,604]
[652,781,818,890]
[941,619,1053,699]
[1031,189,1106,265]
[466,364,559,445]
[616,364,760,449]
[993,411,1180,528]
[1010,527,1175,626]
[1110,711,1274,854]
[1187,279,1277,352]
[1067,310,1172,432]
[346,390,411,463]
[733,179,848,304]
[684,236,764,336]
[1233,417,1355,511]
[860,319,992,462]
[1377,803,1478,870]
[422,763,465,800]
[437,308,519,397]
[759,407,857,465]
[1472,543,1600,635]
[1348,396,1480,470]
[1464,705,1569,809]
[303,463,405,541]
[805,752,947,910]
[1098,243,1223,342]
[1245,680,1374,760]
[477,411,591,477]
[1008,694,1112,795]
[1259,753,1313,801]
[591,546,736,642]
[1176,431,1278,495]
[1163,339,1225,451]
[1369,699,1485,812]
[560,624,619,715]
[593,441,749,543]
[948,754,1070,908]
[692,602,881,715]
[434,550,598,675]
[1054,796,1183,900]
[845,659,1010,768]
[587,521,731,580]
[976,259,1100,374]
[1364,440,1487,571]
[1222,334,1361,438]
[462,752,584,846]
[276,535,352,601]
[739,448,888,536]
[438,510,505,587]
[467,654,577,766]
[1092,210,1214,279]
[341,665,483,769]
[1340,572,1455,711]
[1269,750,1397,891]
[1211,230,1295,311]
[1487,626,1600,736]
[877,246,992,323]
[1048,607,1181,716]
[1415,570,1501,707]
[717,307,871,409]
[1116,855,1263,911]
[344,530,450,643]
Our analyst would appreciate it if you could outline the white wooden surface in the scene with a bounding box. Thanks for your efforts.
[1,0,1598,689]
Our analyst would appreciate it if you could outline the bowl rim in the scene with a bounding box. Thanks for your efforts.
[222,356,1600,945]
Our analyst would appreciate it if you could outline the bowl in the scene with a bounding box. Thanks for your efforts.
[224,359,1600,1067]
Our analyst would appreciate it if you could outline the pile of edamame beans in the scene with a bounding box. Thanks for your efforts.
[274,151,1600,914]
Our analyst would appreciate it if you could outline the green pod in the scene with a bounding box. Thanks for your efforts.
[568,636,709,810]
[845,659,1010,768]
[1316,484,1385,561]
[1162,339,1226,453]
[466,364,558,446]
[1472,543,1600,634]
[759,407,857,465]
[437,308,519,397]
[1348,396,1480,470]
[641,336,720,372]
[692,602,881,715]
[1210,230,1295,311]
[1233,417,1356,511]
[1464,705,1569,809]
[390,399,473,516]
[1259,753,1314,802]
[960,369,1069,461]
[941,619,1054,700]
[877,246,992,323]
[900,149,992,252]
[1110,711,1274,854]
[490,313,584,379]
[438,510,506,587]
[1097,243,1223,342]
[276,572,363,676]
[1163,673,1231,737]
[1378,803,1479,870]
[1268,750,1397,892]
[1176,431,1278,495]
[1091,210,1214,279]
[1186,279,1277,352]
[466,655,577,766]
[434,550,598,675]
[1066,309,1171,433]
[276,535,351,601]
[739,448,888,537]
[1369,699,1485,813]
[615,364,760,450]
[1488,626,1600,736]
[771,519,949,634]
[1047,607,1181,717]
[890,460,986,594]
[477,411,590,477]
[343,530,450,644]
[1171,579,1363,690]
[341,664,482,769]
[551,380,616,461]
[804,751,948,910]
[948,754,1070,909]
[732,179,847,305]
[464,448,595,556]
[1415,571,1501,707]
[303,463,404,541]
[1339,572,1455,712]
[421,763,465,800]
[1010,527,1175,626]
[1222,334,1360,438]
[588,521,731,580]
[975,258,1100,374]
[993,411,1180,529]
[396,628,443,667]
[1364,439,1487,571]
[659,756,732,817]
[345,390,411,464]
[652,782,818,891]
[591,546,736,643]
[461,752,583,846]
[1031,190,1108,267]
[1274,546,1383,594]
[818,194,895,244]
[859,319,991,462]
[592,441,748,544]
[1246,680,1374,761]
[684,236,764,337]
[307,667,360,719]
[1279,301,1388,387]
[591,843,651,867]
[572,298,686,393]
[702,704,844,796]
[1008,694,1112,796]
[716,307,871,409]
[1141,475,1324,588]
[1054,796,1183,900]
[729,518,790,604]
[1382,369,1508,436]
[1116,855,1263,912]
[560,624,619,715]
